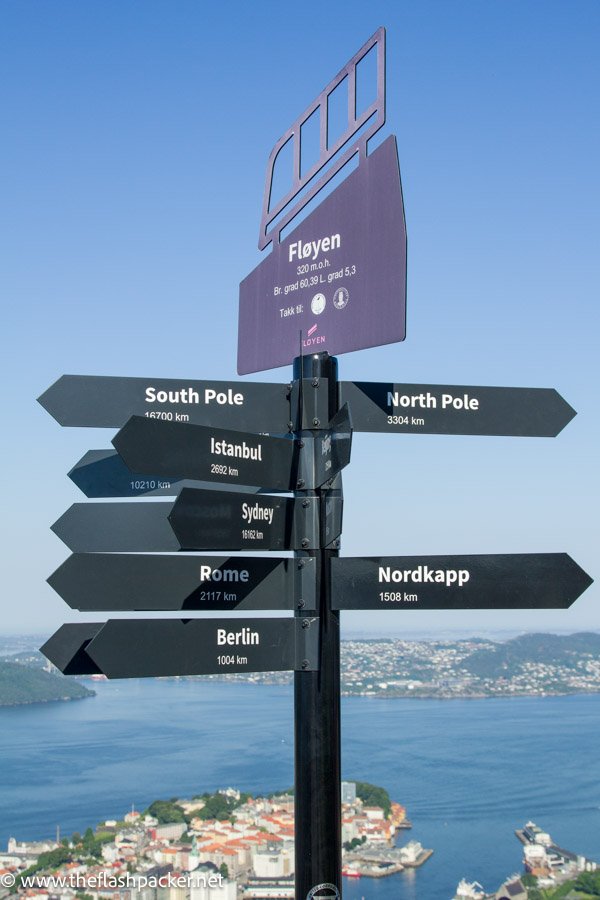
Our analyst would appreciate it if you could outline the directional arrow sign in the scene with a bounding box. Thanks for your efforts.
[112,406,352,492]
[48,554,317,611]
[113,417,300,490]
[52,502,179,552]
[69,449,202,498]
[42,618,319,678]
[311,404,352,488]
[38,375,291,433]
[40,623,104,675]
[68,450,285,498]
[339,382,576,436]
[51,488,340,552]
[331,554,593,610]
[170,487,332,551]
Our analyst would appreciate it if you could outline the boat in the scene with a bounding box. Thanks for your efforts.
[342,867,361,878]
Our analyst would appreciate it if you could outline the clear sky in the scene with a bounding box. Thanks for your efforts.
[1,1,598,638]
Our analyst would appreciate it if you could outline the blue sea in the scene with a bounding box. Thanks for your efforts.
[1,681,599,900]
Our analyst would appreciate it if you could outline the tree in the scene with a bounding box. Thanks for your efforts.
[82,828,95,850]
[145,800,187,824]
[197,793,235,821]
[353,782,392,818]
[575,871,600,896]
[219,863,229,880]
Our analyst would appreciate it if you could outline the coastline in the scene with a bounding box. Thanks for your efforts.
[0,692,95,709]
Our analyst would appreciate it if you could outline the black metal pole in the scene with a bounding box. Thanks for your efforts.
[293,351,342,900]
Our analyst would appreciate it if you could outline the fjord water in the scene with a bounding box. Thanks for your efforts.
[1,681,599,900]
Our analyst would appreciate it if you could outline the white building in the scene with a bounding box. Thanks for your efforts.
[252,847,294,878]
[399,841,423,864]
[153,824,187,842]
[341,782,356,804]
[363,807,385,821]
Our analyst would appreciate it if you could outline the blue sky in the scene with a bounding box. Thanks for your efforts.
[1,1,598,637]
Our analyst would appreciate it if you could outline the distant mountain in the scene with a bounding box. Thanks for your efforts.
[463,632,600,679]
[0,659,95,706]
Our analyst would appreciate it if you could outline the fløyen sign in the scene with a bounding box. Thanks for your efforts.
[237,27,407,374]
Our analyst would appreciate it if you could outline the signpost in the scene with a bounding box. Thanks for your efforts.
[68,448,203,498]
[38,374,291,432]
[339,381,577,436]
[112,406,352,491]
[170,487,336,551]
[331,554,593,610]
[68,449,278,498]
[48,554,316,611]
[51,488,343,553]
[38,26,593,900]
[42,618,318,679]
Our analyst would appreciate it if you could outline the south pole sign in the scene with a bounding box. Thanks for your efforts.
[38,27,592,900]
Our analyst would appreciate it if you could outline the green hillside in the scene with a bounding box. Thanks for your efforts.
[463,632,600,679]
[0,659,95,706]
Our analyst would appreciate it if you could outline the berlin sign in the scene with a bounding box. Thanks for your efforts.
[42,618,319,678]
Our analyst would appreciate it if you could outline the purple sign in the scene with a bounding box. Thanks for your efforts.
[237,28,407,374]
[238,137,406,374]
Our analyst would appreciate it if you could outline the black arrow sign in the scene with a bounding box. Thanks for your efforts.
[331,554,593,610]
[52,501,179,552]
[170,487,328,551]
[38,375,291,433]
[51,488,338,553]
[48,554,317,611]
[42,618,319,678]
[68,449,202,498]
[113,417,300,491]
[40,623,104,675]
[68,449,291,498]
[311,404,352,488]
[339,382,576,437]
[112,405,352,493]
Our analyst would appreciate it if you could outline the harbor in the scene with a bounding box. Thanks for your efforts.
[343,842,433,878]
[452,821,599,899]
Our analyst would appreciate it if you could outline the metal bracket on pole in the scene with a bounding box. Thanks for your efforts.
[292,496,321,549]
[290,378,332,431]
[295,617,319,671]
[294,556,318,611]
[323,488,343,549]
[295,404,353,490]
